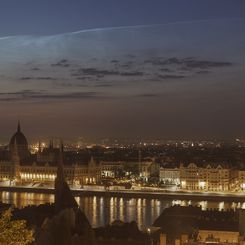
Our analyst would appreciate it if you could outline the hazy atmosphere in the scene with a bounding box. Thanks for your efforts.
[0,0,245,140]
[1,2,245,245]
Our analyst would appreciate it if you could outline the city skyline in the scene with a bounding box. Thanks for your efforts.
[1,2,245,245]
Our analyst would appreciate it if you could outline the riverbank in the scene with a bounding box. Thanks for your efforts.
[1,185,245,202]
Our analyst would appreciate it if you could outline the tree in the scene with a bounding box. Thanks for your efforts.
[0,208,34,245]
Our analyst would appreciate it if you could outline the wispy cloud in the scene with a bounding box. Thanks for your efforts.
[0,90,103,101]
[51,59,70,67]
[137,93,161,98]
[158,74,185,79]
[20,76,57,81]
[12,56,234,92]
[144,57,232,68]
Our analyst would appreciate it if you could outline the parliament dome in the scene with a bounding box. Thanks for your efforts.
[9,128,28,146]
[9,122,30,162]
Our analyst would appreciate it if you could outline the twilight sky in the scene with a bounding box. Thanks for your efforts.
[0,0,245,140]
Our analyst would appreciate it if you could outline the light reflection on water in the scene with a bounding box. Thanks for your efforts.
[0,191,244,229]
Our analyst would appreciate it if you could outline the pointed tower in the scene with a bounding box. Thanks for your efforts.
[38,141,41,153]
[49,139,54,150]
[88,155,96,168]
[138,148,142,176]
[56,140,65,184]
[54,140,77,213]
[17,120,21,133]
[52,140,95,245]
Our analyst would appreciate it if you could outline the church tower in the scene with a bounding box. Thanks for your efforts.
[54,141,77,213]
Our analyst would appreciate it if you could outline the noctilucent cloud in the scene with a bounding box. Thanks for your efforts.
[0,1,245,140]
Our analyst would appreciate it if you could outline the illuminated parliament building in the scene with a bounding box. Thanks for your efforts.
[0,122,101,186]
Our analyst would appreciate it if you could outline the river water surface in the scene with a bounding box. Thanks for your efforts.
[1,191,244,229]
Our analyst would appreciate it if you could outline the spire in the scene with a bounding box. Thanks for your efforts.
[138,148,142,174]
[90,155,94,163]
[48,139,54,150]
[59,140,64,164]
[38,141,41,153]
[89,155,96,167]
[17,120,21,133]
[54,139,78,213]
[56,140,65,182]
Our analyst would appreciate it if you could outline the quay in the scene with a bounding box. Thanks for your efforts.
[1,185,245,202]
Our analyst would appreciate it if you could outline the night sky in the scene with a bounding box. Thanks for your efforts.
[0,0,245,140]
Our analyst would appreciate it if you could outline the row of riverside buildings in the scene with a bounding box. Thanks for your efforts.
[0,122,161,186]
[0,122,245,192]
[159,163,245,192]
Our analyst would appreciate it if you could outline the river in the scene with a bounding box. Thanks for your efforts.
[1,191,244,230]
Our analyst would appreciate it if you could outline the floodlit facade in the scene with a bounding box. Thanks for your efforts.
[180,163,230,191]
[230,170,245,191]
[101,161,124,178]
[140,161,159,182]
[0,122,101,186]
[19,158,101,185]
[159,166,180,185]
